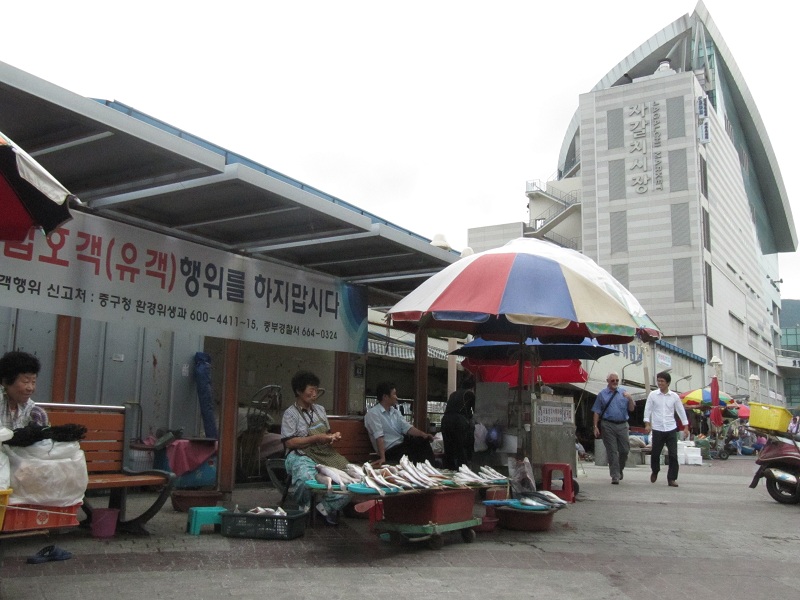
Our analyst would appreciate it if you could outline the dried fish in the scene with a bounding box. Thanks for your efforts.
[363,474,386,496]
[315,464,356,491]
[314,473,333,492]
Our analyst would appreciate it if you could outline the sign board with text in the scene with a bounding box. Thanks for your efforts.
[0,212,368,353]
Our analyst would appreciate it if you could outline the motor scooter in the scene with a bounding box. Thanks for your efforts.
[748,427,800,504]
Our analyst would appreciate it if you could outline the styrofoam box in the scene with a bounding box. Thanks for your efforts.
[686,454,703,465]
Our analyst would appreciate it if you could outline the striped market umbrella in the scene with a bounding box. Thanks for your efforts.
[389,237,661,451]
[0,130,76,241]
[680,387,732,406]
[390,238,661,344]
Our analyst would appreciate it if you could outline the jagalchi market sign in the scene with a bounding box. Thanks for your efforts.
[0,211,368,353]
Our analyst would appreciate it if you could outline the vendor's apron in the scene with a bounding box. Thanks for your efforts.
[301,418,349,470]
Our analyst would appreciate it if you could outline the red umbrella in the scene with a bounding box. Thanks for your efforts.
[462,358,588,386]
[710,376,720,406]
[709,406,724,427]
[0,130,76,241]
[708,376,724,427]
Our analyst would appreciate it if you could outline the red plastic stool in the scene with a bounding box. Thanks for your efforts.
[541,463,575,503]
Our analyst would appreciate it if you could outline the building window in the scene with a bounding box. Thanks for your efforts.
[674,258,693,302]
[784,377,800,408]
[610,211,628,253]
[702,207,711,251]
[607,108,624,149]
[609,159,626,200]
[699,155,708,198]
[666,96,686,138]
[705,261,713,306]
[736,354,746,378]
[671,203,691,246]
[669,148,688,192]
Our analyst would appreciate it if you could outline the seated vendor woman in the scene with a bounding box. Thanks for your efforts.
[0,351,49,429]
[280,370,351,526]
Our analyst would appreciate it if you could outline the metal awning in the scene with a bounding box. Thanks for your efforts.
[0,60,458,306]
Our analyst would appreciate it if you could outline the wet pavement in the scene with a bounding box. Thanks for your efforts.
[2,456,798,599]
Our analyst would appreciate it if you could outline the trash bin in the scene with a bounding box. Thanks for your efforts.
[91,508,119,538]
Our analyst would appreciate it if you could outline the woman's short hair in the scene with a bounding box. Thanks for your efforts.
[291,370,320,396]
[0,351,41,386]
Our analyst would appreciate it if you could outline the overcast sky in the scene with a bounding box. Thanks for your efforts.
[4,1,797,297]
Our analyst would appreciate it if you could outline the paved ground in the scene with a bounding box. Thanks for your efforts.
[2,456,798,599]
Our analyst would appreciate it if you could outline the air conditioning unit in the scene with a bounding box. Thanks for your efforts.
[697,96,708,118]
[698,119,711,144]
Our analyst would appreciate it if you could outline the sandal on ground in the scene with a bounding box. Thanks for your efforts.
[27,545,73,564]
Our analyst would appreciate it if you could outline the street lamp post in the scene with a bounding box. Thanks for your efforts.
[674,374,693,393]
[709,355,722,381]
[749,374,761,404]
[621,359,642,386]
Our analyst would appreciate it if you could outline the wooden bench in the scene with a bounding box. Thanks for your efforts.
[40,402,176,535]
[328,416,376,464]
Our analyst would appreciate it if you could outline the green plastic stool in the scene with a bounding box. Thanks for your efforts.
[186,506,226,535]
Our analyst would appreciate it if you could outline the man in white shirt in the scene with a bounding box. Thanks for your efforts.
[364,381,434,465]
[644,371,689,487]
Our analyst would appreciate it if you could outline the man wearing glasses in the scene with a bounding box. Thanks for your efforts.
[592,372,634,484]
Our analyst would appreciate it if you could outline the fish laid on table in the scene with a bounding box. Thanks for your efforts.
[519,497,550,508]
[399,455,440,488]
[453,464,502,485]
[479,466,506,480]
[362,475,386,496]
[530,490,567,506]
[379,467,416,489]
[314,473,334,491]
[315,464,358,492]
[363,463,402,491]
[345,463,366,481]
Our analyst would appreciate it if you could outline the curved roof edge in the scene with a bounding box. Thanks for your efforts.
[693,2,796,252]
[558,12,693,174]
[556,2,796,253]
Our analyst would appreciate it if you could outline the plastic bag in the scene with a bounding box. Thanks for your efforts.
[3,440,89,506]
[0,451,9,490]
[485,422,504,451]
[473,422,488,452]
[507,456,537,495]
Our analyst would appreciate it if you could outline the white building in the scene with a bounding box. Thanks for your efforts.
[469,2,795,404]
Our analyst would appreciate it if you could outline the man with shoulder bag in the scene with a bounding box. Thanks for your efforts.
[592,372,634,485]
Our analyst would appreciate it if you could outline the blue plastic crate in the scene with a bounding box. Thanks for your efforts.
[174,456,218,489]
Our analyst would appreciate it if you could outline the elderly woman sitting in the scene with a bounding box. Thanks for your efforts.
[0,351,49,430]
